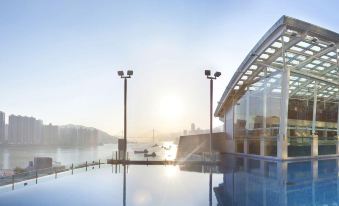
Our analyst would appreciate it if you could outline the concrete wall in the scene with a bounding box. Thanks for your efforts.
[177,132,229,160]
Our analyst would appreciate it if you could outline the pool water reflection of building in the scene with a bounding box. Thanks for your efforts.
[215,155,339,206]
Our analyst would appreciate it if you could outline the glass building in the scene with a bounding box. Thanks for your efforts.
[215,16,339,159]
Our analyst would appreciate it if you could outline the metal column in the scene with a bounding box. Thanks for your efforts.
[261,68,268,156]
[337,103,339,154]
[244,91,250,154]
[312,82,318,157]
[278,35,289,160]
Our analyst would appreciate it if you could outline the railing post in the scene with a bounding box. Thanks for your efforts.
[86,161,88,171]
[12,175,14,190]
[36,171,38,184]
[55,169,57,179]
[71,163,74,175]
[99,160,101,168]
[116,151,118,161]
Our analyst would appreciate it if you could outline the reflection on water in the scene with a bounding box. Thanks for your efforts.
[4,153,339,205]
[120,164,218,206]
[214,155,339,206]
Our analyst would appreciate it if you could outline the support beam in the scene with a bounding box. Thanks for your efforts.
[261,68,267,156]
[291,46,336,70]
[244,92,250,154]
[337,103,339,154]
[289,78,314,97]
[237,34,304,97]
[278,36,289,160]
[290,68,339,87]
[312,82,318,135]
[312,82,318,157]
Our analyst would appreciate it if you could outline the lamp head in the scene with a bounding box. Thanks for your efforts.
[117,71,124,76]
[127,70,133,76]
[205,70,211,76]
[214,71,221,78]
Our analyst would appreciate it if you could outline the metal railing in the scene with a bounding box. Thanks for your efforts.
[0,159,109,193]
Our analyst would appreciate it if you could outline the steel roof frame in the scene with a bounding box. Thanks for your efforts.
[216,16,339,117]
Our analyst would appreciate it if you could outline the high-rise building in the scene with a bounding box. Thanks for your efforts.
[34,120,43,145]
[43,123,59,145]
[8,115,41,145]
[7,113,99,146]
[0,111,5,143]
[8,115,18,144]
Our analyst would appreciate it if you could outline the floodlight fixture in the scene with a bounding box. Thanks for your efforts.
[127,70,133,76]
[290,32,298,37]
[214,71,221,78]
[118,71,124,76]
[311,37,318,43]
[205,70,211,76]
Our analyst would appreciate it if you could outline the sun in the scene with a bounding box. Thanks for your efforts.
[158,95,184,121]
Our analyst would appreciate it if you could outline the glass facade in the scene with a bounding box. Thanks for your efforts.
[217,16,339,159]
[287,76,339,156]
[232,68,282,157]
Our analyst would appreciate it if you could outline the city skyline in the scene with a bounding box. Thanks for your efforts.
[0,110,101,146]
[1,0,339,137]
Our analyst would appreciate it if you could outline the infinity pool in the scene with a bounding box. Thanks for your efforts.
[1,155,339,206]
[0,164,222,206]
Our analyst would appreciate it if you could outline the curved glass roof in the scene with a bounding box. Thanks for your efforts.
[215,16,339,117]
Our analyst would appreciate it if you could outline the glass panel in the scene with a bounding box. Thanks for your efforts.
[288,76,314,157]
[234,96,246,139]
[317,101,338,155]
[265,139,277,156]
[232,67,282,156]
[235,140,244,153]
[224,106,234,139]
[248,139,260,155]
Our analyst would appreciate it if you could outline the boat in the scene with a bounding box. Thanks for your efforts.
[151,144,159,148]
[144,152,156,157]
[134,149,148,154]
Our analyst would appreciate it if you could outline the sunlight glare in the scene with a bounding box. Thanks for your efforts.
[164,165,179,178]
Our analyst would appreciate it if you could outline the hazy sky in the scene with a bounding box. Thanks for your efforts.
[1,0,339,138]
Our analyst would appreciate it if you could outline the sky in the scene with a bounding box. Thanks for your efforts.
[1,0,339,139]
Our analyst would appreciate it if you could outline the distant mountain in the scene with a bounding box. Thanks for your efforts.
[60,124,118,144]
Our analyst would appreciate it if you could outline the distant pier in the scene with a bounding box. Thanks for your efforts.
[107,159,220,166]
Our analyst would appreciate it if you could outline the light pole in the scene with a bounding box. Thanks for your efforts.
[205,70,220,206]
[204,70,221,156]
[117,70,133,161]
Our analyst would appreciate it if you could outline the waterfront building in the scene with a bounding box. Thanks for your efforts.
[215,16,339,159]
[8,115,48,145]
[34,120,44,144]
[0,111,5,143]
[8,115,19,144]
[43,123,59,145]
